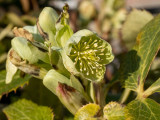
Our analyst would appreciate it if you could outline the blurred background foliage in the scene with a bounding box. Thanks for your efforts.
[0,0,160,119]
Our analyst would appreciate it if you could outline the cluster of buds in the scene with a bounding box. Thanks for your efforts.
[6,4,114,115]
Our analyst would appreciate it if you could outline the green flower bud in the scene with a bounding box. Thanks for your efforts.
[8,49,47,79]
[56,82,88,115]
[11,37,49,64]
[43,69,71,95]
[63,29,114,81]
[38,7,58,46]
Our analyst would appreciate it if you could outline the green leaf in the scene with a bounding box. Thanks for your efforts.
[143,78,160,97]
[119,14,160,92]
[22,78,65,120]
[103,102,125,120]
[3,99,54,120]
[74,103,100,120]
[122,9,153,49]
[125,98,160,120]
[0,70,31,97]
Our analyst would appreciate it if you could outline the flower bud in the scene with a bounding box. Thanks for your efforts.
[38,7,58,46]
[8,49,47,79]
[56,82,88,115]
[11,37,49,64]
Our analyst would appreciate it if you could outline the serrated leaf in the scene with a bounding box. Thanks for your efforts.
[125,98,160,120]
[143,78,160,97]
[122,9,153,49]
[22,78,64,120]
[74,103,100,120]
[103,102,125,120]
[3,99,54,120]
[119,14,160,92]
[0,70,31,97]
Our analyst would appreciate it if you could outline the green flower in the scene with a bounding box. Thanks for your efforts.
[63,30,114,81]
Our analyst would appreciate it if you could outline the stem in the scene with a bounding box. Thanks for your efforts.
[136,83,144,99]
[119,88,131,104]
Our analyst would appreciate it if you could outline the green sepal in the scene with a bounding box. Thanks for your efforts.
[38,7,58,46]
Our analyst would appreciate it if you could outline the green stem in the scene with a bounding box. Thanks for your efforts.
[119,88,131,104]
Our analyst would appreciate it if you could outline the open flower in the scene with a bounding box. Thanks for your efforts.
[63,30,114,81]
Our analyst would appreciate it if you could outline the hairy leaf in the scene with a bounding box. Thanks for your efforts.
[74,103,100,120]
[120,14,160,91]
[0,70,31,97]
[122,9,153,49]
[125,98,160,120]
[103,102,125,120]
[3,99,54,120]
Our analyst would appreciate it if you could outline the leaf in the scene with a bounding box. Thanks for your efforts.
[22,78,65,120]
[3,99,54,120]
[122,9,153,49]
[125,98,160,120]
[103,102,125,120]
[143,78,160,97]
[119,14,160,92]
[74,103,100,120]
[0,70,31,97]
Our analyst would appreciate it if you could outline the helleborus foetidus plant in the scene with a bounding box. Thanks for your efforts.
[5,4,114,116]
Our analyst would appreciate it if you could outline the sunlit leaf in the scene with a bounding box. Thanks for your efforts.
[3,99,54,120]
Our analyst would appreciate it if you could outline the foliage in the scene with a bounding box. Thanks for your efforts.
[0,1,160,120]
